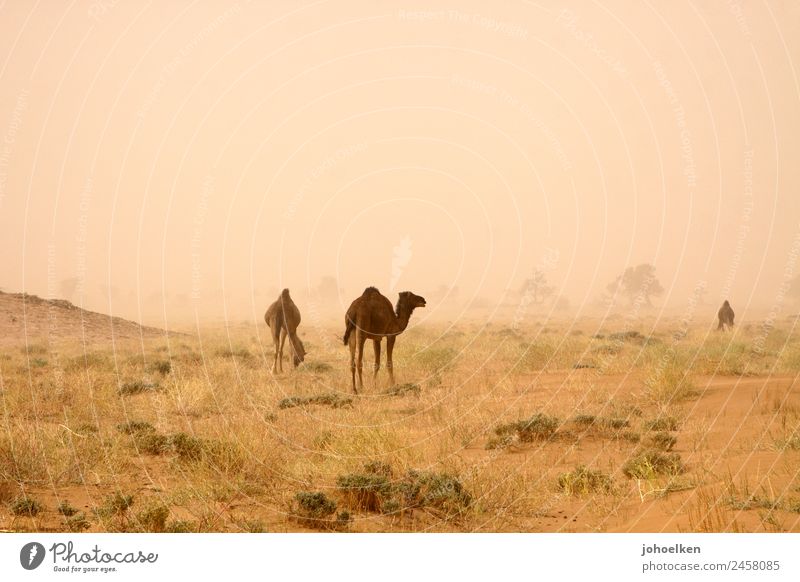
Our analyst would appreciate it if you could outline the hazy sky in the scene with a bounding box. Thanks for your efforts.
[1,1,798,325]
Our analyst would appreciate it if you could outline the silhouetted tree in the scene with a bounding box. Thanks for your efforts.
[605,264,664,307]
[313,276,341,302]
[519,270,555,304]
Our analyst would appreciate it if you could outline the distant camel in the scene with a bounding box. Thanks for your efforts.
[717,300,735,331]
[264,289,306,372]
[342,287,426,393]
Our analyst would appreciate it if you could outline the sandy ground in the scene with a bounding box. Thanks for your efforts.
[1,295,798,533]
[0,291,167,346]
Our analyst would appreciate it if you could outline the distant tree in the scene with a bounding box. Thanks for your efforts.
[313,276,341,301]
[553,295,570,310]
[519,270,555,304]
[605,264,664,307]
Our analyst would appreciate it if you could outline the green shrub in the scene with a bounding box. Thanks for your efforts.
[136,503,170,532]
[9,495,42,517]
[116,421,156,435]
[644,417,679,431]
[508,414,560,441]
[623,450,683,479]
[57,500,78,517]
[119,381,161,396]
[149,360,172,375]
[383,383,421,397]
[278,393,353,410]
[647,432,677,451]
[337,473,392,512]
[96,492,134,518]
[64,512,90,532]
[558,466,613,496]
[292,491,346,530]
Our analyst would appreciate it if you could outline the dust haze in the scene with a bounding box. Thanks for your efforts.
[1,0,799,328]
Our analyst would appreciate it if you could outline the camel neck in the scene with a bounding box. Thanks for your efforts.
[394,303,415,331]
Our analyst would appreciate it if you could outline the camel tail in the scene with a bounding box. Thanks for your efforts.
[289,331,305,360]
[343,321,354,346]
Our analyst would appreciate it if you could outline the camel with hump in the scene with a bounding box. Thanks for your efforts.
[717,300,735,331]
[264,289,306,373]
[343,287,426,393]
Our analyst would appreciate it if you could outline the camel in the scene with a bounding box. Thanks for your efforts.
[264,289,306,372]
[342,286,426,393]
[717,300,735,331]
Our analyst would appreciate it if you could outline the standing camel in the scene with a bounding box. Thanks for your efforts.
[342,286,426,393]
[264,289,306,372]
[717,300,735,331]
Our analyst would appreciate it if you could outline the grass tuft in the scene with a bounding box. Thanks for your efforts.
[383,383,421,397]
[9,495,42,517]
[623,450,684,479]
[119,380,161,396]
[557,466,614,496]
[487,413,560,449]
[278,393,353,410]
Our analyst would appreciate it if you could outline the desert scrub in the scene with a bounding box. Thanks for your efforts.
[59,501,91,532]
[135,502,170,532]
[557,466,614,496]
[774,434,800,451]
[116,420,156,435]
[149,360,172,375]
[95,492,134,518]
[129,430,243,472]
[216,347,255,365]
[572,414,629,430]
[486,414,560,449]
[301,361,332,373]
[64,512,91,532]
[337,461,394,512]
[414,347,457,373]
[292,491,350,530]
[337,472,393,512]
[646,432,677,451]
[644,416,679,432]
[643,351,696,403]
[165,520,196,533]
[514,339,583,371]
[693,339,762,376]
[383,383,421,397]
[336,463,472,518]
[278,393,353,410]
[402,471,472,516]
[118,380,162,396]
[623,450,684,480]
[9,495,43,517]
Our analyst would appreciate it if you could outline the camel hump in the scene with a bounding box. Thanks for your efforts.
[363,286,380,295]
[281,288,291,298]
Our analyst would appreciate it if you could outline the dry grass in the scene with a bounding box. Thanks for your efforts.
[1,319,799,532]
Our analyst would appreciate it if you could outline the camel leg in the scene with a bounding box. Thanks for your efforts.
[349,335,357,394]
[372,339,381,385]
[279,328,287,373]
[717,319,723,331]
[356,330,367,393]
[386,335,396,387]
[270,328,280,374]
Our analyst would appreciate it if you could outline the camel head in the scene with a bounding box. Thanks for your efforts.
[397,291,427,311]
[291,336,306,368]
